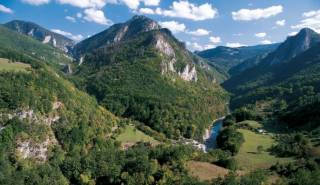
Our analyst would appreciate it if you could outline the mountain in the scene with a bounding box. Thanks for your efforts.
[197,44,279,74]
[0,17,228,185]
[265,28,320,65]
[72,15,160,58]
[4,20,75,53]
[0,25,72,69]
[228,53,269,76]
[72,15,229,140]
[223,28,320,113]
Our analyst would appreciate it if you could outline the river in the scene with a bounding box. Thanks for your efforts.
[204,117,224,151]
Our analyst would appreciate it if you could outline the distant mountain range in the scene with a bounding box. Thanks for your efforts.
[197,43,279,75]
[4,20,75,52]
[2,16,320,132]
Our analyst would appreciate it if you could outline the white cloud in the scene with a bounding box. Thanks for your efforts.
[57,0,154,9]
[120,0,140,9]
[187,28,210,36]
[292,9,320,33]
[255,32,266,38]
[65,16,76,22]
[261,40,272,44]
[159,21,186,33]
[189,42,203,51]
[83,8,113,25]
[288,31,298,36]
[302,10,320,18]
[226,42,246,48]
[139,8,155,14]
[204,44,216,50]
[232,5,283,21]
[56,0,108,9]
[0,4,13,13]
[116,0,160,10]
[51,29,84,41]
[276,19,286,26]
[143,0,160,6]
[139,1,218,21]
[21,0,50,6]
[209,36,221,44]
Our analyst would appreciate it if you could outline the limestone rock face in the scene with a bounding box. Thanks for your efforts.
[17,137,56,162]
[155,34,175,57]
[179,64,198,82]
[155,34,198,82]
[114,25,129,42]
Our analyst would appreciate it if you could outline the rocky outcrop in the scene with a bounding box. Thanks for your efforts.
[42,35,51,44]
[79,56,85,66]
[155,34,198,82]
[5,101,63,126]
[179,64,198,82]
[155,34,175,57]
[114,25,128,42]
[63,64,73,74]
[145,21,160,32]
[17,137,56,162]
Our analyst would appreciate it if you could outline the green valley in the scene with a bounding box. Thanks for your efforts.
[0,7,320,185]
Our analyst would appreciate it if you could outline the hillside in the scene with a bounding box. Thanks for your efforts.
[0,21,227,184]
[72,16,229,140]
[0,25,73,70]
[223,28,320,129]
[4,20,75,52]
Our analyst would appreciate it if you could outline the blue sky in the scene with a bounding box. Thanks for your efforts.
[0,0,320,51]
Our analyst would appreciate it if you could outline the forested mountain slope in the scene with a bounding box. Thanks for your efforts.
[72,16,229,140]
[4,20,75,52]
[223,28,320,130]
[0,25,72,70]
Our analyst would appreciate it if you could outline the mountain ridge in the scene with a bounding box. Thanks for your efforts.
[70,15,229,140]
[4,20,75,53]
[197,43,279,74]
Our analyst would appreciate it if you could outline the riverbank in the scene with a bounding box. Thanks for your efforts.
[204,117,225,151]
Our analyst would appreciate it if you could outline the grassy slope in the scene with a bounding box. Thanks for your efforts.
[116,125,158,145]
[0,58,31,72]
[186,161,229,181]
[235,129,292,171]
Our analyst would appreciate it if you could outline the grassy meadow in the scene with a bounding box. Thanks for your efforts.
[116,125,158,146]
[0,58,30,72]
[235,128,293,171]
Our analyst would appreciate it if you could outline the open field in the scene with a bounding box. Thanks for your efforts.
[0,58,30,72]
[116,125,158,147]
[235,129,293,171]
[187,161,229,181]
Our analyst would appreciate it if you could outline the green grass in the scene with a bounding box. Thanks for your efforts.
[116,125,158,145]
[0,58,30,72]
[235,129,293,171]
[186,161,229,181]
